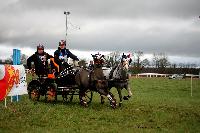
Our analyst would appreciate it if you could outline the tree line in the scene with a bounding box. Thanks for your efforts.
[0,51,199,75]
[104,51,199,75]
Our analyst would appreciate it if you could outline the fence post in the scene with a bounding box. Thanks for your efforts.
[12,49,21,102]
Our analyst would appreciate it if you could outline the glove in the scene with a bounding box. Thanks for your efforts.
[47,59,51,65]
[73,60,79,67]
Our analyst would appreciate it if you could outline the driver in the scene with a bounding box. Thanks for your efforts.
[54,40,79,71]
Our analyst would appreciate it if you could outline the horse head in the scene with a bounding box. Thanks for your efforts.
[111,53,132,80]
[120,53,132,71]
[91,53,105,68]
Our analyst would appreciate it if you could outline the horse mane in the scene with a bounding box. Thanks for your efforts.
[109,64,119,79]
[109,61,129,80]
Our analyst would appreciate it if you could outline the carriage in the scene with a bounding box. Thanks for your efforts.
[27,58,93,104]
[27,53,117,108]
[28,53,132,108]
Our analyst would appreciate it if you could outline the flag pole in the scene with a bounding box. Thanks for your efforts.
[5,98,7,108]
[64,11,70,41]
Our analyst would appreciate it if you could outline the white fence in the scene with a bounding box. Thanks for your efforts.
[136,73,200,78]
[136,73,169,78]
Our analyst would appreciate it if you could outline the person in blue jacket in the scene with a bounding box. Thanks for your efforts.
[54,40,79,71]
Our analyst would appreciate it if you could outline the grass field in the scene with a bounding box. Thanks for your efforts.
[0,77,200,132]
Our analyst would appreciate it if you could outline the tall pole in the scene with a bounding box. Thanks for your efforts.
[191,76,193,97]
[64,11,70,41]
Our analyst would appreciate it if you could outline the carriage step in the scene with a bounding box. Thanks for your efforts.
[57,86,79,92]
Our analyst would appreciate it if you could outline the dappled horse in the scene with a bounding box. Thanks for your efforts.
[102,53,133,106]
[75,53,117,108]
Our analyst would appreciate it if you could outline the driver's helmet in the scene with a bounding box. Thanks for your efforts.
[59,40,66,46]
[37,44,44,50]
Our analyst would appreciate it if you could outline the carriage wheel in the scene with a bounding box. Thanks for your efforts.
[45,84,57,102]
[69,91,75,102]
[85,90,93,104]
[28,85,40,101]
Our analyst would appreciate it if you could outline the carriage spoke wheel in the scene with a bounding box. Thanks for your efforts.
[29,86,40,101]
[62,92,71,102]
[46,85,57,102]
[85,90,93,104]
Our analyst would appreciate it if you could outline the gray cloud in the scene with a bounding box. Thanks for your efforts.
[0,0,200,58]
[4,0,199,19]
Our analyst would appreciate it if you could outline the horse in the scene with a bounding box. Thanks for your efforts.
[75,53,117,108]
[102,53,133,107]
[45,54,117,108]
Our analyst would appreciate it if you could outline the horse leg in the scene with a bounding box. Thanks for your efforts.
[100,95,105,104]
[100,87,111,104]
[123,84,132,100]
[79,89,87,107]
[127,84,132,98]
[117,87,123,107]
[107,92,117,109]
[97,88,117,109]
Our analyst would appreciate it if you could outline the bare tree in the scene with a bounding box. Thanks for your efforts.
[21,54,28,65]
[141,58,150,67]
[135,51,143,68]
[152,53,169,68]
[152,53,159,68]
[78,59,87,67]
[5,57,12,64]
[105,51,121,67]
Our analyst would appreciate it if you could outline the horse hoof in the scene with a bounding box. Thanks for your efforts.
[110,101,117,109]
[111,104,116,109]
[119,102,122,107]
[101,101,105,104]
[80,101,88,107]
[123,96,129,100]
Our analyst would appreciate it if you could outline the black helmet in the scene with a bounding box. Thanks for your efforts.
[37,44,44,50]
[59,40,66,46]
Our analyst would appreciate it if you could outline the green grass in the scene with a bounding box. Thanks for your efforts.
[0,77,200,133]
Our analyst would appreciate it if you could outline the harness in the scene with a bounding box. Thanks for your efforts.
[59,49,68,63]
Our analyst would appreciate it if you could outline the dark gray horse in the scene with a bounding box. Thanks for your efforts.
[102,53,133,106]
[75,53,117,108]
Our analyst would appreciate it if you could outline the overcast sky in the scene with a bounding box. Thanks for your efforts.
[0,0,200,63]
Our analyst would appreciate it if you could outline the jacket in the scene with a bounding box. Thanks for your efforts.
[27,52,53,75]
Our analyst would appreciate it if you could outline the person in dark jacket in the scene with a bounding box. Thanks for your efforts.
[54,40,79,71]
[27,44,53,76]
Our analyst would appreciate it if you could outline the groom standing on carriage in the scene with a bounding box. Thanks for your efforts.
[27,44,53,76]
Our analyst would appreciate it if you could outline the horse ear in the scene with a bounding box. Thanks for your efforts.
[129,58,132,64]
